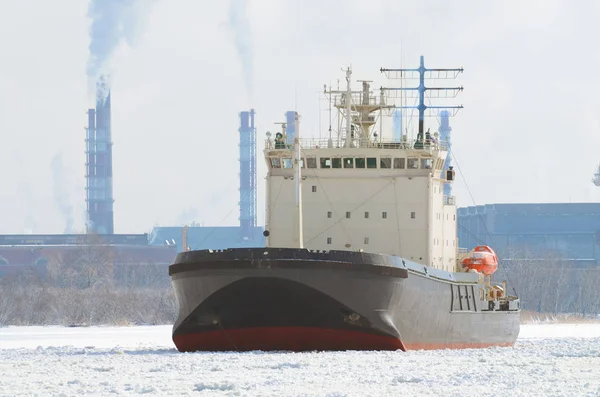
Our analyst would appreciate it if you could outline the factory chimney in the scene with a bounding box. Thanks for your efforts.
[85,76,114,234]
[238,109,257,240]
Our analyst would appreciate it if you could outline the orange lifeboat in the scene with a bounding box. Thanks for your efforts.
[460,245,498,276]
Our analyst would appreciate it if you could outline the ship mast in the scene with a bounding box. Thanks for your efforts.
[324,66,390,148]
[294,112,304,248]
[344,67,352,148]
[381,55,464,137]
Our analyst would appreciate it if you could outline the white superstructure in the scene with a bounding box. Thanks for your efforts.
[264,60,463,273]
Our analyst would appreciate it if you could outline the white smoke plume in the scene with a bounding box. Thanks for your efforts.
[50,153,74,234]
[228,0,254,101]
[87,0,156,96]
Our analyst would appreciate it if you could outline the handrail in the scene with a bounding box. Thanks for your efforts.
[265,138,448,152]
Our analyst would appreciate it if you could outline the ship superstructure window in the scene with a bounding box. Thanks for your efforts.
[346,211,351,219]
[421,158,433,169]
[270,158,281,168]
[312,185,317,193]
[355,158,366,168]
[332,158,342,168]
[411,212,416,219]
[364,237,369,244]
[364,211,369,219]
[382,212,388,219]
[367,157,377,168]
[327,237,332,244]
[380,157,392,169]
[407,158,419,169]
[393,158,406,169]
[282,158,293,168]
[320,158,331,168]
[343,158,354,168]
[306,157,317,168]
[327,211,332,218]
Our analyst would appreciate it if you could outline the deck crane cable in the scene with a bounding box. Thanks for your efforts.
[192,178,286,251]
[193,204,239,251]
[423,94,518,295]
[450,149,518,296]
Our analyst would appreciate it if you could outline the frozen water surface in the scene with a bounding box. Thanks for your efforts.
[1,324,599,396]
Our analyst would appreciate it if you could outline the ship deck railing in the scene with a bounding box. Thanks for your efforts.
[265,138,448,152]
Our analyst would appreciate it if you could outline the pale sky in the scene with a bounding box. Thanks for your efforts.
[1,0,599,234]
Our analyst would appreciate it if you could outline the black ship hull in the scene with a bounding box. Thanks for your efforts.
[169,248,520,352]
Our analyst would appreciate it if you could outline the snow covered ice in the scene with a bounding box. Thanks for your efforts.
[1,324,599,396]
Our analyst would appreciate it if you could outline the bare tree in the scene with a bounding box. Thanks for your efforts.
[56,233,114,289]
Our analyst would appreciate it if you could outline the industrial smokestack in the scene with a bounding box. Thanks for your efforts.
[239,109,257,240]
[393,110,403,142]
[85,1,153,234]
[285,111,296,145]
[85,79,114,235]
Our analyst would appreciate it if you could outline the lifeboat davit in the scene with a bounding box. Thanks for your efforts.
[461,245,498,276]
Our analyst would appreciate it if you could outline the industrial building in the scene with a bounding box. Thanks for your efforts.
[457,203,600,266]
[0,234,177,278]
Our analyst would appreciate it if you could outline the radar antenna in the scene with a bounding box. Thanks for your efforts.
[381,55,464,137]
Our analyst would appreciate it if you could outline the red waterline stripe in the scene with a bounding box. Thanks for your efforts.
[173,326,407,352]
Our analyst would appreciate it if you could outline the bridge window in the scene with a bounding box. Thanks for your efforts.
[327,211,332,218]
[365,211,369,219]
[306,157,317,168]
[367,158,377,168]
[327,237,332,244]
[407,158,419,169]
[282,158,293,168]
[355,158,365,168]
[364,237,369,244]
[382,212,388,219]
[320,158,331,168]
[312,185,317,193]
[346,211,351,219]
[343,158,353,168]
[411,212,416,219]
[270,158,281,168]
[393,158,405,169]
[332,158,342,168]
[380,157,392,169]
[421,158,433,169]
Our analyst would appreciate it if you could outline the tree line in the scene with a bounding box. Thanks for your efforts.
[1,237,599,326]
[0,234,177,326]
[496,248,600,318]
